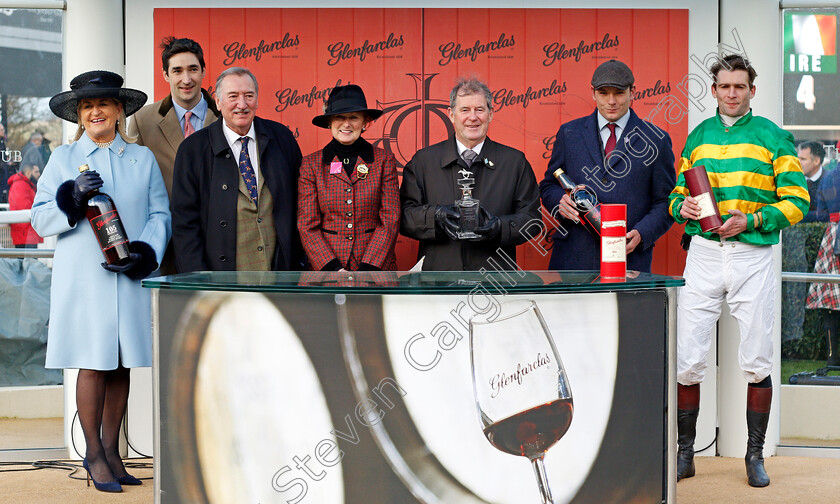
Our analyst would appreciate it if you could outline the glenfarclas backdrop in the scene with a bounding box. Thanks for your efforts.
[154,8,689,273]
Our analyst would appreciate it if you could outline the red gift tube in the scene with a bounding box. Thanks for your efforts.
[683,165,723,232]
[600,204,626,279]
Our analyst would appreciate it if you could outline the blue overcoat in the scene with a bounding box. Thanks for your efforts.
[31,133,171,370]
[539,109,676,272]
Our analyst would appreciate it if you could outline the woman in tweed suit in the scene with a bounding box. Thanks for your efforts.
[298,85,399,271]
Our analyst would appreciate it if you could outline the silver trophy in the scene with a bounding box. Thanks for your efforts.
[456,168,480,239]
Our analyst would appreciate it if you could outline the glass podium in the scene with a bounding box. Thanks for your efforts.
[144,271,683,504]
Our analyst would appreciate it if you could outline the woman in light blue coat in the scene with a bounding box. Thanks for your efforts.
[31,71,170,493]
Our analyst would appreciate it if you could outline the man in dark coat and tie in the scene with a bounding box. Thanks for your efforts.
[539,59,676,272]
[400,77,541,271]
[171,67,303,272]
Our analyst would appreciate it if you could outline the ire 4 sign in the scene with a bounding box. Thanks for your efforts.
[789,52,821,111]
[795,75,816,111]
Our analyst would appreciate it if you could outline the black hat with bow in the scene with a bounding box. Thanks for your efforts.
[49,70,147,123]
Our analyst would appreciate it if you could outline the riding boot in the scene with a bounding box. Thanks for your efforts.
[677,384,699,481]
[745,380,772,487]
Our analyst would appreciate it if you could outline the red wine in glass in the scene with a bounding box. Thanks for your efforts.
[470,300,573,504]
[483,398,573,460]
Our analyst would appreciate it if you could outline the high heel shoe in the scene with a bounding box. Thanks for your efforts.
[82,458,123,493]
[115,473,142,485]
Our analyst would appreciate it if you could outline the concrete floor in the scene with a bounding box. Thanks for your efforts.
[2,418,839,503]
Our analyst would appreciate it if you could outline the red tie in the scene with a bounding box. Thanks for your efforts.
[604,123,617,158]
[184,111,196,138]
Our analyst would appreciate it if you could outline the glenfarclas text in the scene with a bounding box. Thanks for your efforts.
[683,165,723,232]
[79,164,131,265]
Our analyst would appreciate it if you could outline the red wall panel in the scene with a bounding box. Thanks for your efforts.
[154,8,689,274]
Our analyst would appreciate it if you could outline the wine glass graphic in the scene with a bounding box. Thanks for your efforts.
[470,299,573,504]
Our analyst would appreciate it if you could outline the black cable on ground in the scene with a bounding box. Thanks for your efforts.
[695,427,718,454]
[0,460,84,480]
[123,403,153,459]
[0,459,153,481]
[8,405,153,481]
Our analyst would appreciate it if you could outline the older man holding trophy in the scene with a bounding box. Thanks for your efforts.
[400,77,541,271]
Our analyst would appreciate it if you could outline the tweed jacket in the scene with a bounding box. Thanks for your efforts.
[171,116,304,272]
[298,140,399,270]
[401,136,541,271]
[127,89,219,196]
[539,109,676,272]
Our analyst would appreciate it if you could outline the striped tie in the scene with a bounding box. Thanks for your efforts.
[183,111,196,137]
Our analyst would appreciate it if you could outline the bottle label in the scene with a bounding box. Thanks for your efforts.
[694,192,717,219]
[601,236,626,263]
[90,210,129,251]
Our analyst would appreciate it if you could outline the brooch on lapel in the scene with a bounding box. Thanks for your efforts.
[356,164,369,180]
[118,147,125,156]
[484,158,494,167]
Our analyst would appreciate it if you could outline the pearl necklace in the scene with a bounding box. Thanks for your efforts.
[94,140,114,149]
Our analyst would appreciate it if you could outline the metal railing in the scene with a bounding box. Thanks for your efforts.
[0,209,31,224]
[0,209,54,258]
[781,272,840,284]
[0,248,55,258]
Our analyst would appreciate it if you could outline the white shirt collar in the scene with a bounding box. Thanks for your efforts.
[807,166,824,182]
[172,95,208,123]
[719,112,746,127]
[221,120,256,149]
[596,110,631,133]
[455,138,486,157]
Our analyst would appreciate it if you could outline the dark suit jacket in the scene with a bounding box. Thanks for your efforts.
[171,116,304,272]
[539,109,676,272]
[803,169,840,223]
[401,136,541,271]
[128,90,220,275]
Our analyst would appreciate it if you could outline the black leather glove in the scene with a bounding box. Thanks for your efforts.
[72,171,103,206]
[102,253,140,273]
[100,241,159,280]
[471,207,501,242]
[434,205,462,241]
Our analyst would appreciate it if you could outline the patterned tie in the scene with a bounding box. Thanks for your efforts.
[604,123,617,158]
[183,110,196,138]
[238,137,258,203]
[462,149,477,166]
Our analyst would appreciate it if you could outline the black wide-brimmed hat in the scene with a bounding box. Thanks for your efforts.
[49,70,147,123]
[312,84,383,128]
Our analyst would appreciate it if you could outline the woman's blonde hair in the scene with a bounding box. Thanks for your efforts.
[72,98,138,143]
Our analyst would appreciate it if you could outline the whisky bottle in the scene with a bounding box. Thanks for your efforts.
[79,164,132,265]
[553,168,602,236]
[682,165,723,232]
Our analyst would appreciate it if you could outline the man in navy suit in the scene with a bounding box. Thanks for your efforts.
[539,60,676,272]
